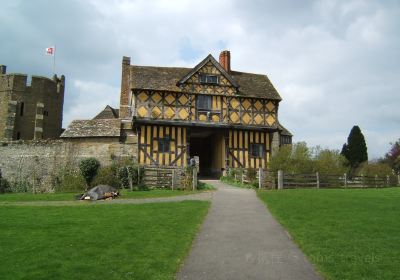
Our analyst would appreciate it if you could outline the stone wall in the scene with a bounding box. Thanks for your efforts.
[0,138,137,191]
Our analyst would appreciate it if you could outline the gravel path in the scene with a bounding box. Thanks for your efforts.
[0,191,213,206]
[177,180,322,280]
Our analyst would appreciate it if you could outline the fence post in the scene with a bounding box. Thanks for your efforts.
[241,169,244,184]
[278,170,283,190]
[316,172,320,189]
[192,167,198,190]
[258,168,264,189]
[386,175,390,187]
[344,173,347,188]
[375,175,378,188]
[126,166,133,191]
[171,170,177,190]
[398,174,400,186]
[137,165,141,186]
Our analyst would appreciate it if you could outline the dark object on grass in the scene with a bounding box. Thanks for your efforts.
[80,185,119,201]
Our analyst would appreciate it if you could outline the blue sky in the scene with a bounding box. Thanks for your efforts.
[1,0,399,159]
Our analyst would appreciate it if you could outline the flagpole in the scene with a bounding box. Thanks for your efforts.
[53,45,56,75]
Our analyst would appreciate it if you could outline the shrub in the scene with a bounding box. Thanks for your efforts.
[79,158,100,188]
[0,178,11,193]
[54,169,86,192]
[357,162,393,177]
[117,165,143,189]
[92,165,119,188]
[9,180,31,193]
[197,181,215,190]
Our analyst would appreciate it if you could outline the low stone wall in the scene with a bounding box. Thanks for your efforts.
[0,138,136,191]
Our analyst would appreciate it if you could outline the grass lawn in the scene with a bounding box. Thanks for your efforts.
[0,201,210,279]
[0,188,210,202]
[257,188,400,280]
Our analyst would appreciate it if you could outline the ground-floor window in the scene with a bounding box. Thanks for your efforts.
[250,143,264,158]
[158,137,170,153]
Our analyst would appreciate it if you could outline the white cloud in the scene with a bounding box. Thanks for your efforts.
[1,0,399,159]
[63,80,119,126]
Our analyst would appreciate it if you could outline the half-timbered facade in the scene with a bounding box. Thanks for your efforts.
[118,50,292,176]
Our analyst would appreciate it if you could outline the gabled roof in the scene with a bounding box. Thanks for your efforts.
[61,119,121,138]
[129,66,282,100]
[130,66,188,92]
[176,54,239,88]
[93,105,119,119]
[278,123,293,136]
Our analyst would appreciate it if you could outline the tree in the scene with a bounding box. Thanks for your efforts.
[314,148,348,175]
[270,142,313,173]
[79,158,100,189]
[340,143,349,158]
[342,126,368,169]
[358,162,392,177]
[383,139,400,174]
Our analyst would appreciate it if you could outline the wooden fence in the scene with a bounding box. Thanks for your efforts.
[140,166,400,190]
[231,168,275,188]
[277,171,400,189]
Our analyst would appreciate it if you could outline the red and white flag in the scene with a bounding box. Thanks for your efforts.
[45,47,55,55]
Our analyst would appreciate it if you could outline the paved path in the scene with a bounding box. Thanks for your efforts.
[177,180,322,280]
[0,192,213,206]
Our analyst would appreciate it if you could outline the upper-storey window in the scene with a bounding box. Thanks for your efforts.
[197,95,212,111]
[199,74,218,84]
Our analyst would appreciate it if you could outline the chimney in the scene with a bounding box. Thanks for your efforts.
[0,65,6,74]
[219,50,231,72]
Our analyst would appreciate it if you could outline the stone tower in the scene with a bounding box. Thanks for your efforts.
[0,65,65,140]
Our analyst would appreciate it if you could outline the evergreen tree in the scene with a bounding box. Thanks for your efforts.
[343,126,368,168]
[340,143,349,158]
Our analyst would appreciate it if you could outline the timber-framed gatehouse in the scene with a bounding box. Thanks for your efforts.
[120,50,292,177]
[62,50,292,177]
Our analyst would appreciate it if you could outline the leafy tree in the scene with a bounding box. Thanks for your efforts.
[357,162,393,177]
[313,148,348,175]
[269,144,292,173]
[270,142,313,173]
[271,143,349,175]
[383,139,400,174]
[342,126,368,169]
[79,158,100,188]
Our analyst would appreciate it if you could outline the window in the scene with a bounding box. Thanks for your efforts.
[250,143,264,158]
[158,137,170,153]
[199,74,218,84]
[197,95,212,111]
[20,102,24,116]
[281,136,292,145]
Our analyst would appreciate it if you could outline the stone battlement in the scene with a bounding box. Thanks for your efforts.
[0,65,65,141]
